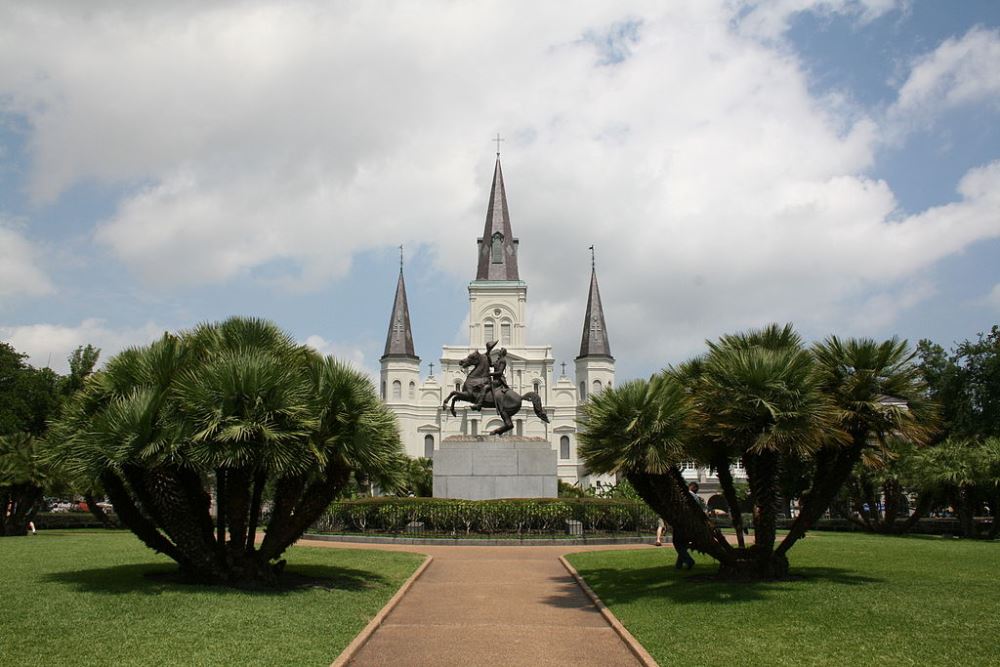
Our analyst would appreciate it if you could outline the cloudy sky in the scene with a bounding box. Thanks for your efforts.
[1,0,999,381]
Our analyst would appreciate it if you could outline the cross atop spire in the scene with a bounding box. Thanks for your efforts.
[475,157,520,281]
[576,257,613,360]
[381,259,419,361]
[494,133,504,157]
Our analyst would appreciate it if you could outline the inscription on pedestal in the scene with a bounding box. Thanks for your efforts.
[433,436,557,499]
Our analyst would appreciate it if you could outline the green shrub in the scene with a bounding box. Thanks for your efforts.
[316,497,657,537]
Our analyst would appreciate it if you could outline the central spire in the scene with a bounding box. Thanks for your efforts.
[476,157,520,281]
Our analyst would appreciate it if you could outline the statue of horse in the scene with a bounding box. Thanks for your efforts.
[441,349,550,436]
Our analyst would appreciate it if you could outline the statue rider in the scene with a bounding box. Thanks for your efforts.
[473,341,509,411]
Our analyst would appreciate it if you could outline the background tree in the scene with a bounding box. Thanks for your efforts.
[1,433,66,536]
[0,343,68,534]
[53,317,406,585]
[0,342,61,437]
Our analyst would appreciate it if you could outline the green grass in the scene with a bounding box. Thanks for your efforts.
[0,530,424,667]
[567,532,1000,666]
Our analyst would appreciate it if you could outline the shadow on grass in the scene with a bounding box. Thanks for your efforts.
[563,565,884,607]
[44,562,387,596]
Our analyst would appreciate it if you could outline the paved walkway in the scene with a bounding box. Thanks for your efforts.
[298,539,650,667]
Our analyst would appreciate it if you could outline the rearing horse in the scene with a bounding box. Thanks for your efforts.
[441,349,550,436]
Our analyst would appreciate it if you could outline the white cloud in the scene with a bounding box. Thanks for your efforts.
[890,26,1000,128]
[983,284,1000,312]
[0,1,997,376]
[303,334,376,382]
[0,223,53,302]
[733,0,903,40]
[0,319,164,373]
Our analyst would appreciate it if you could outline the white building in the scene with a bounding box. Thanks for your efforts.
[379,157,615,488]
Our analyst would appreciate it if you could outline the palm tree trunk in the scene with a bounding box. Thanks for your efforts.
[957,486,976,538]
[225,468,251,555]
[777,442,863,557]
[84,493,114,528]
[714,456,745,549]
[259,458,352,564]
[988,490,999,540]
[626,469,734,563]
[246,471,267,552]
[124,465,221,580]
[746,451,784,576]
[215,468,227,550]
[897,492,933,535]
[100,470,184,562]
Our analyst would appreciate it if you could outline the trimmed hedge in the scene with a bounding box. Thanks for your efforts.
[313,497,659,537]
[32,512,121,530]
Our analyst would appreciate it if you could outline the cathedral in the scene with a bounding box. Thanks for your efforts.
[379,157,615,488]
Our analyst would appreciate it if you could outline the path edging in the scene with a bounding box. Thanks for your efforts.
[559,555,659,667]
[329,554,433,667]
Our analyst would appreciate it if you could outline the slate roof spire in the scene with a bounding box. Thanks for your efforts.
[381,255,419,361]
[577,257,613,360]
[476,157,520,281]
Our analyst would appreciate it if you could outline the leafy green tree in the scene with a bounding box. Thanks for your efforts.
[394,457,433,497]
[53,317,405,584]
[897,438,1000,538]
[0,342,61,438]
[1,433,65,536]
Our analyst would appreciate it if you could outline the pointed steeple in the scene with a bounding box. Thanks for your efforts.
[476,157,520,281]
[381,265,418,361]
[577,265,613,360]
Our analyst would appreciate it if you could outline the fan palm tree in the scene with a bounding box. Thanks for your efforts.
[582,324,842,579]
[53,317,404,584]
[777,336,938,556]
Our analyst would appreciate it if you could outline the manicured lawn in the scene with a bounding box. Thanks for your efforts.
[567,532,1000,666]
[0,530,424,667]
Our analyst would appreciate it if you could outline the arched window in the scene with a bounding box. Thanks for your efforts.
[381,381,386,400]
[491,232,504,263]
[483,321,494,345]
[592,379,603,394]
[408,381,416,399]
[392,380,401,400]
[455,380,461,392]
[579,382,586,400]
[424,434,435,459]
[560,435,570,460]
[533,380,540,394]
[500,321,511,345]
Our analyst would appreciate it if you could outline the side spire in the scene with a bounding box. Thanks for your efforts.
[577,254,613,360]
[476,157,520,281]
[381,255,418,360]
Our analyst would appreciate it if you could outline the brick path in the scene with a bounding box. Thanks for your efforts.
[298,539,651,667]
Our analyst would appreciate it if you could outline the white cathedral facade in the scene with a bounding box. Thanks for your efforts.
[379,157,615,488]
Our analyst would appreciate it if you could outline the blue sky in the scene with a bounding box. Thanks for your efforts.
[1,1,998,380]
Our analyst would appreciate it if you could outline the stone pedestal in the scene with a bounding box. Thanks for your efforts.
[433,436,557,499]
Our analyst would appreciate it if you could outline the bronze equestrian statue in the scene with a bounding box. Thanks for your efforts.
[442,341,549,436]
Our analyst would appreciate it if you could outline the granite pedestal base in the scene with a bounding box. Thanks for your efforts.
[432,436,557,499]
